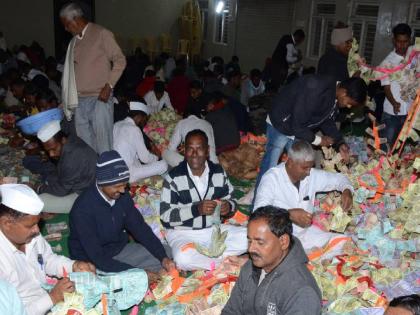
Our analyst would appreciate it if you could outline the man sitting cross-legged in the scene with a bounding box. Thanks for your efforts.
[160,129,247,270]
[69,150,175,278]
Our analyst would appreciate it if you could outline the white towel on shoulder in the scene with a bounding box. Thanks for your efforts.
[61,37,78,121]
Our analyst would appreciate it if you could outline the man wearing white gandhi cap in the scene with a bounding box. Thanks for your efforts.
[26,119,97,214]
[0,184,95,315]
[113,100,168,183]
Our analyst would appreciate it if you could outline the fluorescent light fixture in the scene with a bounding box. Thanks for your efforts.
[215,1,225,13]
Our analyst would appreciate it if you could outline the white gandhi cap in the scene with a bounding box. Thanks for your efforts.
[37,120,61,143]
[129,101,150,115]
[0,184,44,215]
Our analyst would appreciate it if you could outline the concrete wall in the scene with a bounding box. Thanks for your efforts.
[234,0,294,73]
[202,0,296,72]
[0,0,55,56]
[201,0,237,65]
[0,0,189,57]
[293,0,414,67]
[0,0,415,67]
[372,0,412,65]
[96,0,190,54]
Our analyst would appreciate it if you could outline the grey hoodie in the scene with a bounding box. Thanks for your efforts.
[222,237,322,315]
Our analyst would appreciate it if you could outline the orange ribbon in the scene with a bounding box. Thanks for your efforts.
[307,236,351,261]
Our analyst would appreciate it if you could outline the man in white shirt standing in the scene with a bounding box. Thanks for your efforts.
[380,23,414,149]
[0,184,95,315]
[113,101,168,183]
[254,140,353,251]
[144,81,173,114]
[163,114,218,168]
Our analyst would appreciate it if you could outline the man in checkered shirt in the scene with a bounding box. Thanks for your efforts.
[160,129,247,270]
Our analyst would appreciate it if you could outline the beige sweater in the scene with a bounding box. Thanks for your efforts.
[74,23,126,97]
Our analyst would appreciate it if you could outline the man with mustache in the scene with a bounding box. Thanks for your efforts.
[253,75,367,195]
[69,150,175,279]
[28,120,97,213]
[0,184,95,315]
[254,140,353,251]
[160,129,247,270]
[222,206,321,315]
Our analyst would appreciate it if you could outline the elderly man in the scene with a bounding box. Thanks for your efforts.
[69,150,175,276]
[24,120,97,213]
[163,113,218,168]
[60,2,126,154]
[318,22,353,82]
[222,206,322,315]
[113,101,168,183]
[254,140,353,251]
[160,129,247,270]
[254,75,367,192]
[0,184,95,315]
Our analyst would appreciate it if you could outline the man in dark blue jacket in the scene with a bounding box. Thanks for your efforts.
[254,75,367,193]
[68,150,175,276]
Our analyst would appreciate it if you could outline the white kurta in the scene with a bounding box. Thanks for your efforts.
[380,46,414,116]
[0,230,74,315]
[163,115,218,167]
[254,163,353,250]
[113,117,167,183]
[166,225,247,271]
[144,90,173,114]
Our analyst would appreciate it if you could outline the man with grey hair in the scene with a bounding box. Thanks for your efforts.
[254,140,353,251]
[60,2,126,154]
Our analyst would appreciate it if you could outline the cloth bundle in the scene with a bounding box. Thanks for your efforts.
[46,269,148,312]
[143,108,181,153]
[218,143,261,180]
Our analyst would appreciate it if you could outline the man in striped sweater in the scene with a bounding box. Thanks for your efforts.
[160,129,247,270]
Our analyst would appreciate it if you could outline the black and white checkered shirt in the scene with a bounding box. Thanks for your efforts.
[160,160,236,229]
